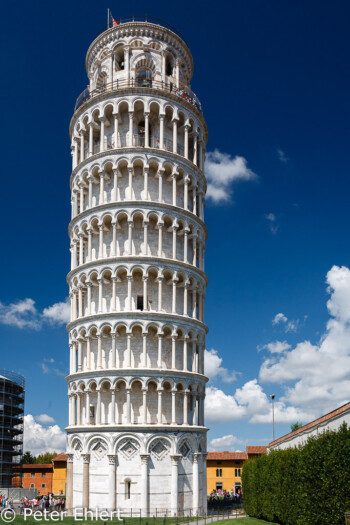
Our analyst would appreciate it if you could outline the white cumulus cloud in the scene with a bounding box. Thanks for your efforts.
[205,150,257,204]
[266,213,279,234]
[35,414,55,424]
[43,299,70,324]
[205,348,238,383]
[260,266,350,413]
[277,149,288,163]
[208,434,244,451]
[258,341,291,354]
[24,415,66,456]
[205,386,246,422]
[0,299,41,329]
[0,297,70,330]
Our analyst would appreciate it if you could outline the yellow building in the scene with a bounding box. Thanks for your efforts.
[207,447,267,495]
[52,453,67,495]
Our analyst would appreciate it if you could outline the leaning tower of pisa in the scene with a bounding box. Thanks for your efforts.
[66,16,208,516]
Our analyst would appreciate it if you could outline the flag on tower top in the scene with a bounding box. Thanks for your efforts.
[113,18,120,26]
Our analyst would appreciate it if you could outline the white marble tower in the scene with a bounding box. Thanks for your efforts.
[66,16,208,516]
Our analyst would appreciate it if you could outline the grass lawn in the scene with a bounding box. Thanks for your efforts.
[8,517,193,525]
[8,516,278,525]
[218,518,277,525]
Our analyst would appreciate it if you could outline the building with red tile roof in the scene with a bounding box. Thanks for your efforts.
[269,401,350,451]
[206,446,267,494]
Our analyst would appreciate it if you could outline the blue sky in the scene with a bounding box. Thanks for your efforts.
[2,0,350,453]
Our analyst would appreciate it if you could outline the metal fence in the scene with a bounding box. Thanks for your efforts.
[75,79,202,114]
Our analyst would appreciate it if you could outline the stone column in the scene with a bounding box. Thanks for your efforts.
[159,115,164,149]
[128,112,134,147]
[76,393,82,425]
[172,227,177,259]
[183,282,189,315]
[172,278,177,313]
[184,125,189,159]
[171,336,176,369]
[86,336,91,370]
[143,223,148,255]
[96,390,101,424]
[142,332,147,367]
[192,395,196,425]
[172,174,177,206]
[193,132,198,165]
[184,178,189,210]
[111,278,117,311]
[183,390,189,425]
[80,132,85,163]
[127,221,133,255]
[97,334,102,369]
[113,113,119,148]
[142,388,147,423]
[170,455,181,516]
[183,336,188,371]
[66,453,74,515]
[158,224,163,256]
[82,454,90,510]
[171,390,177,424]
[157,388,163,423]
[143,275,148,308]
[110,389,116,424]
[143,167,149,200]
[111,332,116,367]
[157,333,163,367]
[124,45,130,83]
[107,455,117,510]
[192,453,199,514]
[87,230,92,261]
[172,119,178,153]
[100,117,105,152]
[126,388,131,423]
[140,454,150,517]
[184,231,188,264]
[86,283,92,315]
[88,177,93,208]
[85,390,90,424]
[158,170,163,202]
[126,333,131,367]
[157,275,163,311]
[113,169,119,201]
[98,225,104,259]
[144,113,149,147]
[99,172,105,205]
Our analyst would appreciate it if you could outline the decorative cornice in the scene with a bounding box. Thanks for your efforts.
[68,200,207,237]
[69,146,207,189]
[66,367,208,383]
[66,310,208,333]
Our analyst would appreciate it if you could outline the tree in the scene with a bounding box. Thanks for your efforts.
[22,451,35,464]
[291,422,303,432]
[35,451,58,464]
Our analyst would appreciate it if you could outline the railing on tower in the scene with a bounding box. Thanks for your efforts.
[74,79,202,114]
[92,15,188,44]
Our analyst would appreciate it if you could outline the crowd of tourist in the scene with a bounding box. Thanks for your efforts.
[19,495,65,512]
[175,88,201,111]
[208,489,242,506]
[0,496,14,509]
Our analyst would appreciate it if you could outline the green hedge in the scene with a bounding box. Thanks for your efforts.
[242,423,350,525]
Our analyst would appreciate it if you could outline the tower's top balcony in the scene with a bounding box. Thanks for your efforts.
[78,16,199,117]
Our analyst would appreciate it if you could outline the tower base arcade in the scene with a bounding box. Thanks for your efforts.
[66,429,207,516]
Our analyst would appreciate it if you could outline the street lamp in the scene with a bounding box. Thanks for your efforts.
[270,394,275,441]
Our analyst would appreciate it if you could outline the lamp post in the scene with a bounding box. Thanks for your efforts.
[270,394,275,441]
